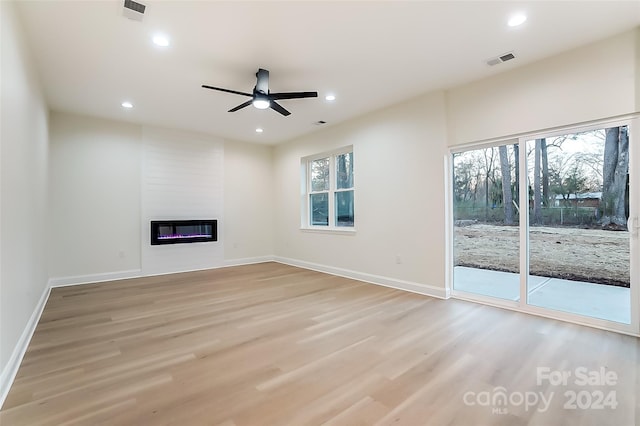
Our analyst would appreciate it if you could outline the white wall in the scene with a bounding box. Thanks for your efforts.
[447,30,638,146]
[48,112,274,283]
[0,0,49,390]
[48,112,141,278]
[224,140,274,263]
[274,92,449,295]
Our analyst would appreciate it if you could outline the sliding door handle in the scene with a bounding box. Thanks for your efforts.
[628,216,639,237]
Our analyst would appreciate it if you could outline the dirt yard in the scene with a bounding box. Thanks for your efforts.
[454,223,630,287]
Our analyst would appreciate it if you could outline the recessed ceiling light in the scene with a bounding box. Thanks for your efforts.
[121,101,133,108]
[152,35,170,47]
[255,128,264,133]
[325,94,336,101]
[508,14,527,27]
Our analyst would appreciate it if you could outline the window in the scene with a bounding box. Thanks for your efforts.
[303,147,354,229]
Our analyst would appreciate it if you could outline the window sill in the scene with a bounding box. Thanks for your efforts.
[300,227,357,235]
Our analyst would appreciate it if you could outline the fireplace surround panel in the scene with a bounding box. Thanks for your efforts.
[150,220,217,245]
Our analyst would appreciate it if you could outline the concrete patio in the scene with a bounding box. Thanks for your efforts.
[454,266,630,324]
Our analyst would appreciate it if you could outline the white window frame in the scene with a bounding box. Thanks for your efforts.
[446,115,640,336]
[301,146,355,232]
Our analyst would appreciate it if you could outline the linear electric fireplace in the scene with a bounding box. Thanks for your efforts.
[150,220,217,245]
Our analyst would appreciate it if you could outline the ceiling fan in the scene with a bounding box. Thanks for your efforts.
[202,68,317,116]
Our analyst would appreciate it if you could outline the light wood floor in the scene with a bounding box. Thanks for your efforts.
[2,262,639,425]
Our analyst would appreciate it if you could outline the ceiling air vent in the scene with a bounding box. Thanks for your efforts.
[500,52,515,62]
[486,51,516,67]
[123,0,146,21]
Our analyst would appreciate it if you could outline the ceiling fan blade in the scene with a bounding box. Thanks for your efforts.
[255,68,269,94]
[269,100,291,116]
[269,91,318,100]
[202,85,252,97]
[228,100,253,112]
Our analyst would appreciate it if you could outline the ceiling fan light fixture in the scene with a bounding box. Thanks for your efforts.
[253,99,270,109]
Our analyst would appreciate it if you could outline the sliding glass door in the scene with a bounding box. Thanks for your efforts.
[451,119,638,332]
[452,142,520,301]
[526,125,632,324]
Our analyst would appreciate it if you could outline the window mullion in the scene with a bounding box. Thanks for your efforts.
[329,155,335,227]
[308,161,313,226]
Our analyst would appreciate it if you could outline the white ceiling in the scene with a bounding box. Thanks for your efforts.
[15,1,640,145]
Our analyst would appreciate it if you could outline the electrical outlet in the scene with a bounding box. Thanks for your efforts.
[395,254,402,264]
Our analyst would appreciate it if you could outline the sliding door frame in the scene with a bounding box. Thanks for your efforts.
[447,114,640,336]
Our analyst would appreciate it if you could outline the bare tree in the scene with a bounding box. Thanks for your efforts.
[574,151,603,187]
[541,139,550,207]
[601,127,629,229]
[453,154,476,202]
[499,146,514,224]
[533,139,543,224]
[513,144,520,209]
[482,148,496,221]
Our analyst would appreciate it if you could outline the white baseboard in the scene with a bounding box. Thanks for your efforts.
[224,255,275,267]
[0,282,51,409]
[48,269,143,288]
[274,256,450,299]
[49,259,279,288]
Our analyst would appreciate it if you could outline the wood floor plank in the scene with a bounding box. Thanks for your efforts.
[1,262,639,425]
